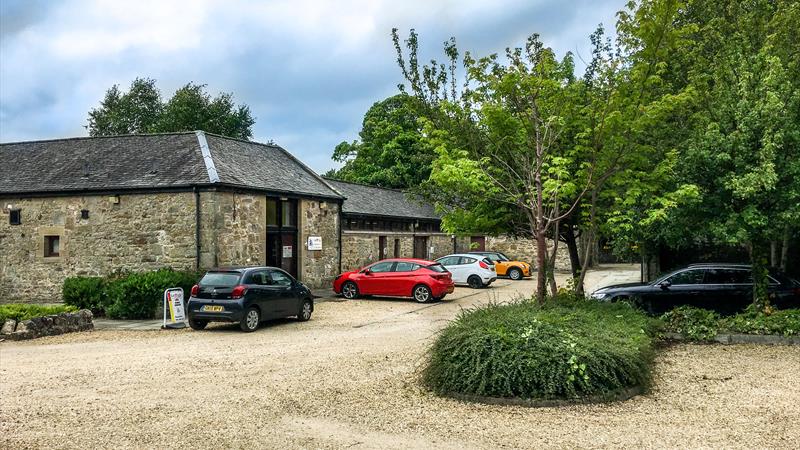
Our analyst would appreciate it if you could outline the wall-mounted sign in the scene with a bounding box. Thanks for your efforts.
[282,245,293,258]
[307,236,322,251]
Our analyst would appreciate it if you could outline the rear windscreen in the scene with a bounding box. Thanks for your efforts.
[426,263,448,272]
[200,272,241,287]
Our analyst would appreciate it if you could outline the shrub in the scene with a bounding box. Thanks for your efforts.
[104,269,201,319]
[0,304,78,322]
[660,306,720,341]
[721,305,800,336]
[62,276,108,314]
[423,296,657,400]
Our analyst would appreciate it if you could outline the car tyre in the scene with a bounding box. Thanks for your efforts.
[297,299,313,322]
[508,267,523,280]
[341,281,359,299]
[240,306,260,332]
[467,275,483,289]
[188,318,207,330]
[413,284,433,303]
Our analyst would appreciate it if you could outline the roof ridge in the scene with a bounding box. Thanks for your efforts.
[322,176,408,193]
[0,131,198,146]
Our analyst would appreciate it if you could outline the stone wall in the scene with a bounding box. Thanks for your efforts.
[299,200,340,288]
[1,309,93,340]
[486,236,571,271]
[199,191,266,268]
[0,193,197,303]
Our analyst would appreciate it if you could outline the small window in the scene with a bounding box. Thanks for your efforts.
[9,209,21,225]
[281,200,296,227]
[459,257,477,265]
[266,200,278,226]
[395,262,420,272]
[268,270,294,287]
[667,269,705,285]
[81,209,90,220]
[44,235,60,257]
[244,270,270,285]
[437,256,459,266]
[368,261,394,273]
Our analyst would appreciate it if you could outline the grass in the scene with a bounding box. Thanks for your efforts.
[0,304,78,323]
[423,295,658,400]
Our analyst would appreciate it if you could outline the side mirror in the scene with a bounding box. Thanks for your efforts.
[363,269,372,275]
[659,280,671,290]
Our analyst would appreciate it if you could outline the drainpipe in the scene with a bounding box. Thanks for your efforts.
[194,186,201,270]
[337,202,343,275]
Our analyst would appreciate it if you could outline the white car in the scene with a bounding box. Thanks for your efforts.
[435,253,497,289]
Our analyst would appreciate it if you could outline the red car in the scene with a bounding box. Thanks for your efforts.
[333,258,455,303]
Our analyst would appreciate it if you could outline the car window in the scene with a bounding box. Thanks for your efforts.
[244,270,270,286]
[437,256,459,266]
[667,269,705,285]
[395,262,420,272]
[704,269,751,284]
[497,253,510,262]
[426,263,447,272]
[482,258,494,266]
[459,257,477,265]
[268,270,293,287]
[369,261,394,273]
[200,272,240,286]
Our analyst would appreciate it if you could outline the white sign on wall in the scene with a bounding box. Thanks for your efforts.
[283,245,293,258]
[307,236,322,251]
[162,288,187,329]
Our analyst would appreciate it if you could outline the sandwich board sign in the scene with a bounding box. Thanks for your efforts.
[162,287,187,329]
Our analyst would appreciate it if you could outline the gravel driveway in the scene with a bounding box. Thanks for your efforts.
[1,266,798,449]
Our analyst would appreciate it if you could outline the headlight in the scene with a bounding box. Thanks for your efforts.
[590,291,608,300]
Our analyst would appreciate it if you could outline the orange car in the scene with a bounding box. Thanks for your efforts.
[469,251,532,280]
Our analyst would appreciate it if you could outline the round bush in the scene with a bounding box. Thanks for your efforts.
[423,297,656,400]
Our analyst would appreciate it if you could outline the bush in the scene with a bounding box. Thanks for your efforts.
[721,305,800,336]
[423,296,657,400]
[62,276,108,314]
[0,304,78,322]
[660,306,720,341]
[104,269,201,319]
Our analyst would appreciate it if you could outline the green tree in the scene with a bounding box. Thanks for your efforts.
[325,94,432,189]
[87,79,255,140]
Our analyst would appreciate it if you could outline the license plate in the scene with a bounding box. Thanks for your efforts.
[202,305,224,312]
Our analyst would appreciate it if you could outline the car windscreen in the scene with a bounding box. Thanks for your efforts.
[199,272,241,287]
[426,263,448,272]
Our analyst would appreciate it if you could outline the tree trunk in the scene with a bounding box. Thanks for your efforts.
[563,222,581,279]
[750,241,770,310]
[535,228,547,303]
[770,240,778,267]
[780,225,790,271]
[547,221,560,296]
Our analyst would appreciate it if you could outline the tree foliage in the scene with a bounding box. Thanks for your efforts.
[87,78,255,140]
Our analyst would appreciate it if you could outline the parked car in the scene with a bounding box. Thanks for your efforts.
[187,267,314,332]
[589,263,800,315]
[333,258,454,303]
[435,253,497,288]
[469,251,532,280]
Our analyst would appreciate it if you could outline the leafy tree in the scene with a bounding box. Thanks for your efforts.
[325,94,432,188]
[87,78,255,140]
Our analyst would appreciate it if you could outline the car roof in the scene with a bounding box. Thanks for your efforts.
[438,253,490,259]
[207,266,282,272]
[686,263,751,268]
[371,258,436,265]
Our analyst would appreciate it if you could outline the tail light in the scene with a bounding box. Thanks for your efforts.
[431,273,451,280]
[231,285,247,299]
[190,284,199,296]
[479,261,489,269]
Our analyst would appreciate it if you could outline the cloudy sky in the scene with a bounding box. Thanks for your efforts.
[0,0,621,172]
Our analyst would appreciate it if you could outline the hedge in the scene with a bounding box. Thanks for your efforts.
[63,269,202,320]
[423,295,657,400]
[663,305,800,339]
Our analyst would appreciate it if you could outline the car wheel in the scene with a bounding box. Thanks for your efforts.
[297,299,313,322]
[240,307,260,332]
[341,281,359,299]
[188,318,207,330]
[413,284,432,303]
[467,275,483,289]
[508,268,522,280]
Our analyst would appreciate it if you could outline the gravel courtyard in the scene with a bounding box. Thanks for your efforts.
[1,266,798,449]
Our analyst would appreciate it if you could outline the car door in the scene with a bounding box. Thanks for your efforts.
[642,269,707,314]
[702,268,752,314]
[266,269,297,316]
[243,269,277,318]
[392,261,422,296]
[458,256,478,282]
[358,261,396,295]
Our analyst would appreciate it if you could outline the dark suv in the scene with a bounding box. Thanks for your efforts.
[187,267,314,332]
[590,263,800,315]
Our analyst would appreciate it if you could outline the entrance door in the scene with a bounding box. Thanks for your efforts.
[266,232,297,278]
[379,236,387,260]
[470,236,486,251]
[413,236,428,259]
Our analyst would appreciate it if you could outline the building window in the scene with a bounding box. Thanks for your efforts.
[281,200,297,227]
[9,209,21,225]
[44,235,60,257]
[267,199,278,226]
[81,209,90,220]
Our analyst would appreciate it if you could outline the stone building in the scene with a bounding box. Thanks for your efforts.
[0,132,342,302]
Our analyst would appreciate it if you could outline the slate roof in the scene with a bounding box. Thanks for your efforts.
[324,178,439,220]
[0,132,342,199]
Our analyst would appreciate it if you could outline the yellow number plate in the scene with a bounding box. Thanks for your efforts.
[202,305,224,312]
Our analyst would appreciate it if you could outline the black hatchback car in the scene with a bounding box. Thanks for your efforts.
[590,263,800,315]
[187,267,314,332]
